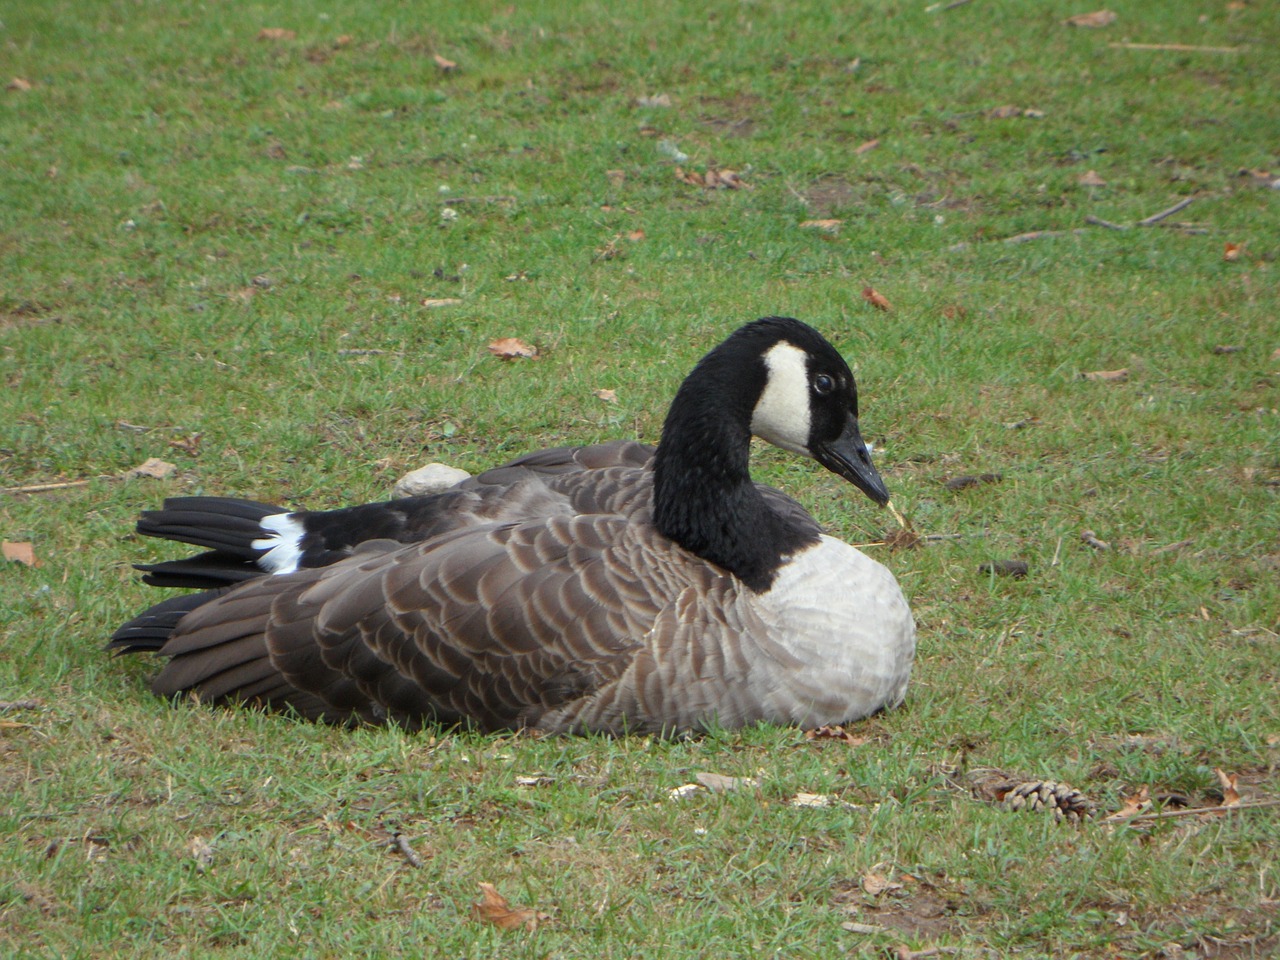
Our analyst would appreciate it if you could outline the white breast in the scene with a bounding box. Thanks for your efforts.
[745,536,915,727]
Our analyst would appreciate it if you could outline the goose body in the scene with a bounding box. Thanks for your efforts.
[110,317,915,735]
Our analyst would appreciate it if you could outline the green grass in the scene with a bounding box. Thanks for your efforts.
[2,0,1278,956]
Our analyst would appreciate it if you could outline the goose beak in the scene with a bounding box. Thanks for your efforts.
[814,416,891,506]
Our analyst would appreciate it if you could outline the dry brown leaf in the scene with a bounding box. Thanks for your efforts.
[942,304,968,320]
[594,388,618,404]
[799,219,843,233]
[2,541,37,566]
[1223,242,1243,262]
[1066,10,1117,27]
[487,338,538,360]
[1271,348,1280,363]
[257,28,297,41]
[605,169,626,186]
[593,236,623,261]
[862,872,904,896]
[7,77,33,92]
[625,229,645,242]
[805,725,869,746]
[335,34,354,46]
[862,286,891,311]
[987,105,1023,119]
[421,297,462,308]
[1077,169,1107,187]
[1082,368,1128,382]
[433,53,458,72]
[124,458,178,480]
[1109,785,1151,819]
[1215,769,1242,807]
[853,138,880,155]
[472,882,550,932]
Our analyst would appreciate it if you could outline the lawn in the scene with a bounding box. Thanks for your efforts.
[2,1,1277,956]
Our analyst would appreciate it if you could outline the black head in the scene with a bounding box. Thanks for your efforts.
[728,317,891,506]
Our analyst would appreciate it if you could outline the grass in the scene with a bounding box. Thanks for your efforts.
[2,0,1277,956]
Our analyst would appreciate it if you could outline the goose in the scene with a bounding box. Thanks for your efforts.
[109,317,915,735]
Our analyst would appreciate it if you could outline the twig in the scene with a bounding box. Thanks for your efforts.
[897,947,961,960]
[1003,228,1090,244]
[391,833,424,868]
[2,479,94,494]
[441,195,516,206]
[1151,538,1195,554]
[1051,536,1064,567]
[1110,42,1243,54]
[1084,215,1127,231]
[1136,196,1195,226]
[0,700,43,711]
[1105,798,1280,824]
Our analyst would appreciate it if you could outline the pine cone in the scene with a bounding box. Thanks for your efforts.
[1001,780,1092,822]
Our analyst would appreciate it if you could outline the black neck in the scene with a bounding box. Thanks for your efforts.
[651,349,818,592]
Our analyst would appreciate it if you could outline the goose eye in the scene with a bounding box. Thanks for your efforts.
[812,373,835,396]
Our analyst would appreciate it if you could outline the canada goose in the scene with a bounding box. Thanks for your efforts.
[110,317,915,735]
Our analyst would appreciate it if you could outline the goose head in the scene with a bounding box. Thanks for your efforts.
[652,317,891,589]
[745,318,890,506]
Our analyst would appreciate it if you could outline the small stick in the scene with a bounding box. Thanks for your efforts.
[1085,215,1127,231]
[391,833,424,868]
[1105,798,1280,824]
[1110,42,1242,54]
[1151,538,1194,554]
[1050,536,1063,567]
[896,947,961,960]
[1137,196,1195,226]
[2,479,94,494]
[442,195,516,206]
[1002,228,1090,244]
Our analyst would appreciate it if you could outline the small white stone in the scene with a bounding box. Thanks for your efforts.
[393,463,471,498]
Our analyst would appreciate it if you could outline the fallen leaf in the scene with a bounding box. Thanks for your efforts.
[987,105,1023,119]
[841,921,886,934]
[978,559,1030,579]
[124,458,178,480]
[944,473,1002,491]
[805,725,869,746]
[625,229,645,242]
[335,34,354,46]
[1065,10,1117,27]
[487,338,538,360]
[789,792,860,809]
[471,882,550,932]
[420,298,462,308]
[593,236,623,261]
[1214,769,1241,806]
[853,138,880,155]
[594,388,618,404]
[1077,169,1107,187]
[942,304,968,320]
[668,783,703,800]
[189,836,214,873]
[635,94,672,108]
[694,772,760,793]
[433,53,458,72]
[2,542,37,566]
[1082,368,1128,382]
[514,775,555,787]
[799,219,843,233]
[605,169,626,187]
[1080,529,1111,551]
[862,286,891,311]
[7,77,33,92]
[862,872,904,896]
[1107,785,1151,820]
[1271,348,1280,363]
[1223,242,1242,262]
[257,27,297,41]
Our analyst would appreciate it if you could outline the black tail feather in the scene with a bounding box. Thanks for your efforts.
[136,497,281,559]
[136,551,266,590]
[107,589,231,655]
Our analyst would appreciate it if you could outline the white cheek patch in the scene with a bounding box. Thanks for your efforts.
[750,341,813,456]
[250,513,306,574]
